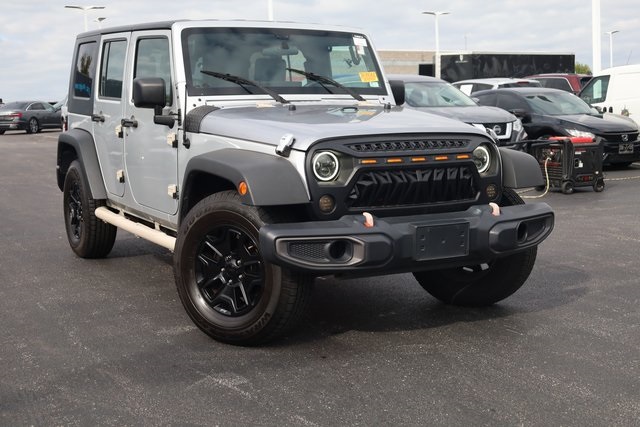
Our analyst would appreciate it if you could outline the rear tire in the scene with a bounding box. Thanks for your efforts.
[173,191,312,345]
[63,160,117,258]
[27,118,39,134]
[413,188,537,306]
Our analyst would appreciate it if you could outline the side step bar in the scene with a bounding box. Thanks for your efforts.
[95,207,176,251]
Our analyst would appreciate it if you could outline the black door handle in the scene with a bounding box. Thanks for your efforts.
[121,118,138,128]
[91,113,105,122]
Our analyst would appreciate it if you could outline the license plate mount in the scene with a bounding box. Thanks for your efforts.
[413,222,469,261]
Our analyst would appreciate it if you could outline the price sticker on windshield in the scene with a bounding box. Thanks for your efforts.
[359,71,379,83]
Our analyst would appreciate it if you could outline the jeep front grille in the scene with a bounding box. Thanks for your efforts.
[347,166,477,208]
[347,139,470,153]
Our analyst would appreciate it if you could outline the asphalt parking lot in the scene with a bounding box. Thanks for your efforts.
[1,130,639,426]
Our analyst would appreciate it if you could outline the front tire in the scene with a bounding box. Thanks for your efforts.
[174,191,312,345]
[63,160,117,258]
[413,188,537,306]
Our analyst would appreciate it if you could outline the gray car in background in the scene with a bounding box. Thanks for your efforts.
[389,74,527,145]
[0,100,62,134]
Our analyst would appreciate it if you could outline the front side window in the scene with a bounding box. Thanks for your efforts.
[74,42,97,98]
[99,39,127,98]
[134,37,173,105]
[182,27,385,97]
[579,75,610,104]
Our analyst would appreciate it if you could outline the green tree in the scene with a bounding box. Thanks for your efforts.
[575,62,591,75]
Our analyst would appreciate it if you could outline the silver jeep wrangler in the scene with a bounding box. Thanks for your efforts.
[57,20,554,345]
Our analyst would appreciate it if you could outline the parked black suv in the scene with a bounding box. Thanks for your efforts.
[474,87,640,166]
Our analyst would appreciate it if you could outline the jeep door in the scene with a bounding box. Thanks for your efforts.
[93,33,130,197]
[123,31,178,215]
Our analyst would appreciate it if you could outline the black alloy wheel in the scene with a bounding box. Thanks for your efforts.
[195,225,265,317]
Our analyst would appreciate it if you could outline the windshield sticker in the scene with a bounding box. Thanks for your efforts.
[359,71,378,83]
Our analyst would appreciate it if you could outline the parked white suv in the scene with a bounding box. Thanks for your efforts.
[453,78,541,96]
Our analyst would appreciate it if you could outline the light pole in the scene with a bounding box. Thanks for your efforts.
[422,11,450,79]
[65,5,105,31]
[605,30,619,69]
[267,0,274,20]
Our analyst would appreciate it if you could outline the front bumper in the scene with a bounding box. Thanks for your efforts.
[259,202,554,276]
[602,140,640,164]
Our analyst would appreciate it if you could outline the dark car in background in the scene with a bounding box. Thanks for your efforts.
[474,87,640,166]
[525,73,592,95]
[389,74,526,145]
[0,101,62,134]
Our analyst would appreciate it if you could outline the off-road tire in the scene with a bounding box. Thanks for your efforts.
[63,160,117,258]
[413,188,537,306]
[173,191,313,346]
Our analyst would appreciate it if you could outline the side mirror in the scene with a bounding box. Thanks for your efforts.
[132,77,174,128]
[388,80,405,106]
[133,77,166,109]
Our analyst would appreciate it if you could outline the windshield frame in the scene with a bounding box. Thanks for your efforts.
[181,26,387,98]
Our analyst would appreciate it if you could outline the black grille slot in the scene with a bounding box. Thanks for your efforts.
[348,166,477,208]
[288,241,329,262]
[348,139,469,153]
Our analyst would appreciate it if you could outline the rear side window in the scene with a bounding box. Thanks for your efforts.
[472,83,492,93]
[99,39,127,99]
[538,78,572,92]
[497,93,528,111]
[74,42,97,98]
[134,37,172,106]
[475,92,497,106]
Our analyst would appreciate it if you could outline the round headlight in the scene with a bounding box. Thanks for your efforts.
[473,145,491,174]
[312,151,339,181]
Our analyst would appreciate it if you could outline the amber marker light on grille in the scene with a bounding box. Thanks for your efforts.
[386,158,403,163]
[238,181,248,195]
[411,157,427,162]
[360,159,378,165]
[456,154,471,160]
[434,155,449,161]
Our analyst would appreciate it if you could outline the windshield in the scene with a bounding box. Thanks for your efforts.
[182,27,385,97]
[525,91,593,115]
[405,81,476,107]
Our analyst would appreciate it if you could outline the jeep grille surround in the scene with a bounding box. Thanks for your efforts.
[305,134,499,219]
[347,166,477,208]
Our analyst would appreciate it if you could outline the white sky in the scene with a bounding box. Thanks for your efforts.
[0,0,636,102]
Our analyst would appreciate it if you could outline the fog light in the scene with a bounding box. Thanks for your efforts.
[486,184,498,200]
[318,194,335,213]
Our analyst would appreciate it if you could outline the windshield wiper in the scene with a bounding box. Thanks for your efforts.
[286,68,365,101]
[200,70,289,104]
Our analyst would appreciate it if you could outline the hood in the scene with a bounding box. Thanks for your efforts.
[411,105,516,124]
[554,113,639,132]
[196,103,488,151]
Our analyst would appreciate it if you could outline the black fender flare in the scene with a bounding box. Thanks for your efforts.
[57,128,107,199]
[183,149,310,206]
[499,147,544,189]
